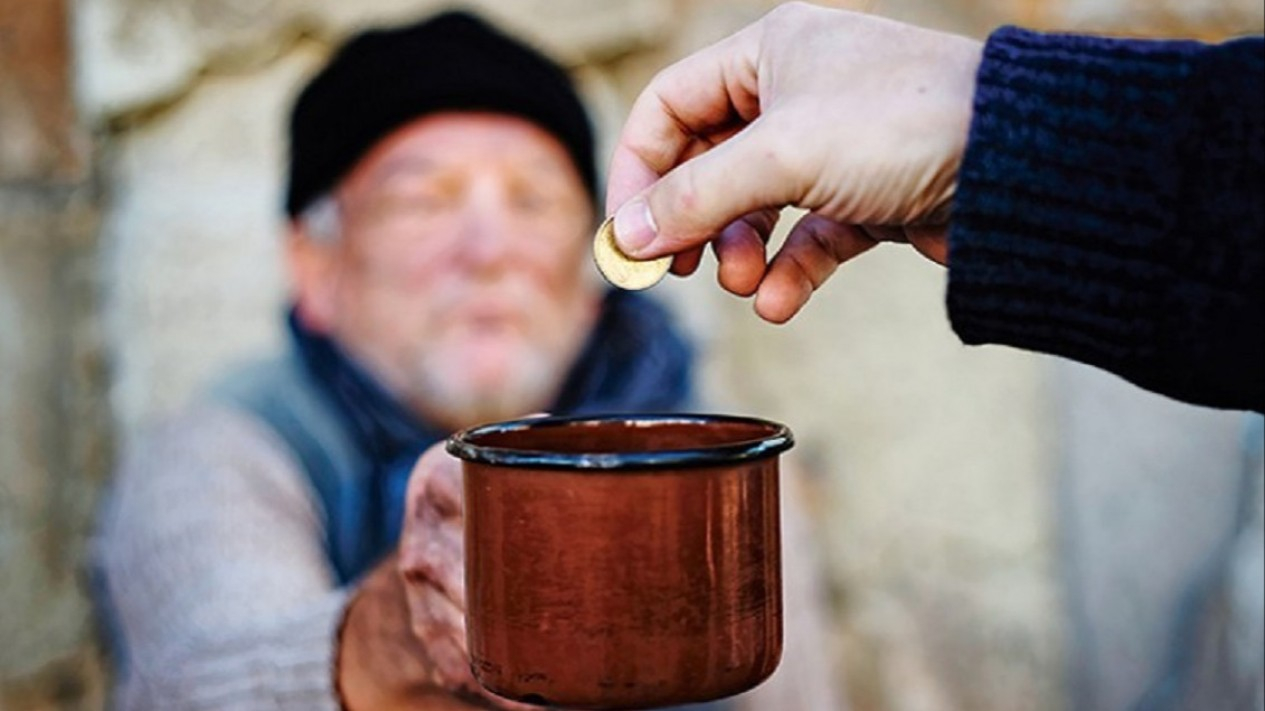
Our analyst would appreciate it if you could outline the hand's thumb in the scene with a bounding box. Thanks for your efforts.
[612,120,796,259]
[406,444,463,519]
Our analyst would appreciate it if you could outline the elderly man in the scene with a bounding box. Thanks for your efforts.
[95,11,839,711]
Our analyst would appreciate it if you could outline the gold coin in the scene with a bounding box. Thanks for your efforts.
[592,216,671,291]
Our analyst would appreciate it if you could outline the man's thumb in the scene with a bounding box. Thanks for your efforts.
[612,120,795,259]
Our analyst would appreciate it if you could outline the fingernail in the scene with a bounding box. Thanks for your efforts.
[612,197,658,256]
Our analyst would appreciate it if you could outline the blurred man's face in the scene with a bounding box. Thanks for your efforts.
[290,113,601,430]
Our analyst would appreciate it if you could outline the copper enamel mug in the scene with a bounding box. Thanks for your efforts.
[447,414,793,709]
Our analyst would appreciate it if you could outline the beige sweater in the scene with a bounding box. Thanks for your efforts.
[96,405,842,710]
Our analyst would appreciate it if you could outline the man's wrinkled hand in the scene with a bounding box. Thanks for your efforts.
[397,444,538,710]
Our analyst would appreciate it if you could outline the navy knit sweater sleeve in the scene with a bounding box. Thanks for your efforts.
[947,27,1264,413]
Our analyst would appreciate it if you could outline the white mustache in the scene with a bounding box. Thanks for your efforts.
[428,278,549,327]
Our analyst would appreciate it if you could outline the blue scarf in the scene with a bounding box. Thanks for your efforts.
[290,289,694,581]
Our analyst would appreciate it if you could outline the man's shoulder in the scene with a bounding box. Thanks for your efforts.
[110,352,317,502]
[207,352,310,407]
[98,404,311,549]
[119,403,300,490]
[205,352,344,440]
[200,351,369,496]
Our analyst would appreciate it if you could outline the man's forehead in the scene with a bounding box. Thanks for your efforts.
[354,113,576,179]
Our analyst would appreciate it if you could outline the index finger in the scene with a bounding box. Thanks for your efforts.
[604,22,763,216]
[406,444,463,520]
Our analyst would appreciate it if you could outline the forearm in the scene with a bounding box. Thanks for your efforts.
[336,555,483,711]
[99,408,363,711]
[337,555,427,710]
[119,593,346,711]
[948,28,1264,411]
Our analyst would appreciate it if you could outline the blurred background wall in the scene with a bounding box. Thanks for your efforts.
[1,1,1261,710]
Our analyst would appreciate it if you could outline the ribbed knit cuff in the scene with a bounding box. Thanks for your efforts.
[146,591,349,710]
[947,27,1201,385]
[266,592,349,709]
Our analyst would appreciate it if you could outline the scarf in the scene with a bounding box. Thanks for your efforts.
[290,289,694,581]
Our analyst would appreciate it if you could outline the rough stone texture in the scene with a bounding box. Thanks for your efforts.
[0,185,109,711]
[100,44,319,435]
[1043,0,1264,36]
[1055,363,1257,711]
[2,4,111,710]
[0,0,84,181]
[74,0,674,123]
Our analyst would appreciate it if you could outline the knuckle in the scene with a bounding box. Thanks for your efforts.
[664,165,702,216]
[400,539,443,579]
[763,119,812,182]
[765,2,818,31]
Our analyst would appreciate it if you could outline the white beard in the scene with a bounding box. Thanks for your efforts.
[405,336,572,430]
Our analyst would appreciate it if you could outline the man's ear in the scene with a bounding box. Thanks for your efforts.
[285,221,340,333]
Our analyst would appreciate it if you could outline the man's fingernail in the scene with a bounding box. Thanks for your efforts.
[612,198,657,256]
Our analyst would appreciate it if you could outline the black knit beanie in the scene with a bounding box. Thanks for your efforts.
[285,11,597,217]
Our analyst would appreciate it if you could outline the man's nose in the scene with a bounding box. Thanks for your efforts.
[455,198,515,270]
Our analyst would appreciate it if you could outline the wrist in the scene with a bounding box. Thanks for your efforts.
[333,588,367,711]
[334,557,431,710]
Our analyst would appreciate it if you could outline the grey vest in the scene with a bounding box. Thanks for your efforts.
[214,353,735,711]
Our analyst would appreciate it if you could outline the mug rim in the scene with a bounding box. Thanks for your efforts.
[447,413,794,471]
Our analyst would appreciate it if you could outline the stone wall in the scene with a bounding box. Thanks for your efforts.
[1,2,110,709]
[1,0,1261,709]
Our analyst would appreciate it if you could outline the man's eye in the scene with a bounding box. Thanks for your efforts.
[514,192,556,212]
[390,192,453,215]
[412,194,450,210]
